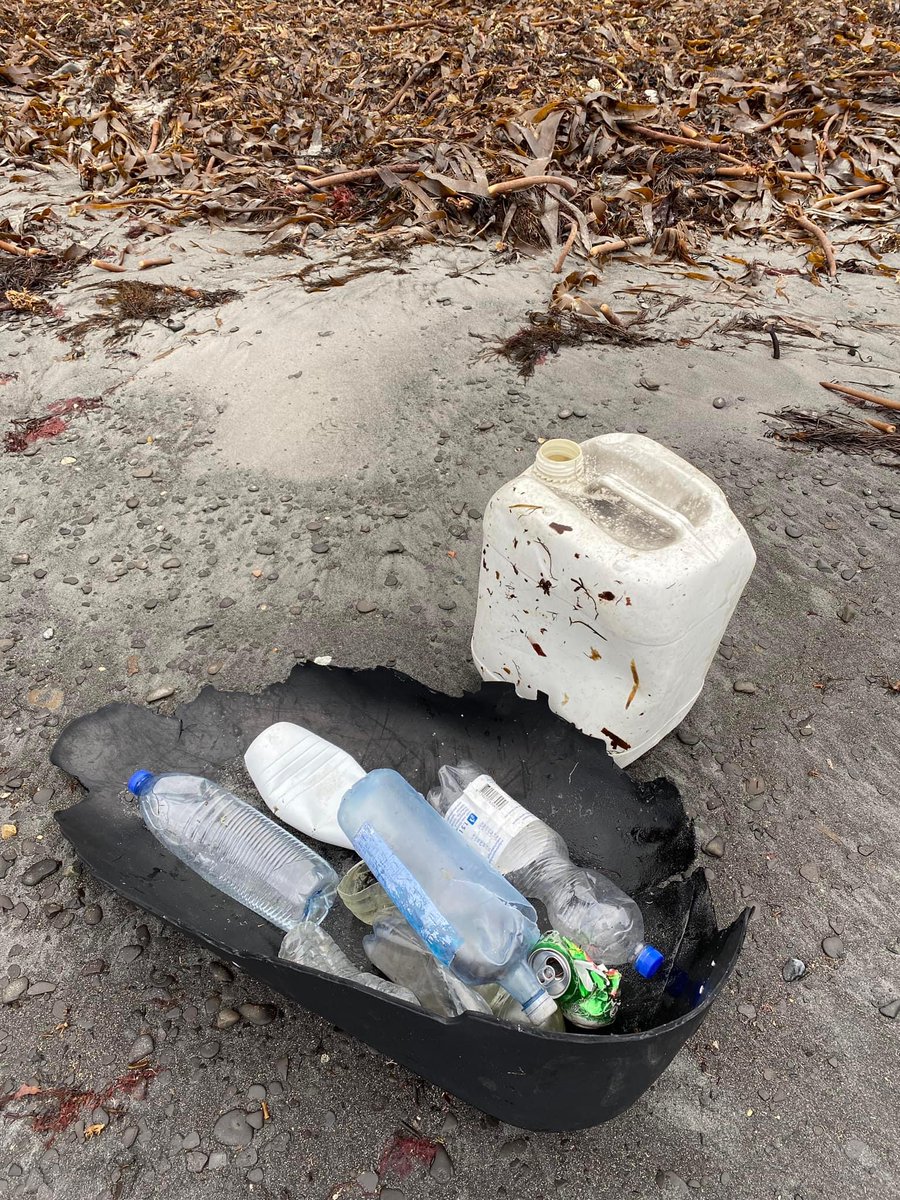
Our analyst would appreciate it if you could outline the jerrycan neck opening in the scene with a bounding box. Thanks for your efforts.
[534,439,584,484]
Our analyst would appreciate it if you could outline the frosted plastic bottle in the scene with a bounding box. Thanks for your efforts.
[128,770,337,929]
[279,922,418,1004]
[338,769,558,1026]
[477,984,565,1031]
[244,722,363,849]
[427,762,663,977]
[363,913,493,1017]
[472,434,756,764]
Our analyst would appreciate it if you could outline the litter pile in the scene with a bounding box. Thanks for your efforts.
[2,0,898,270]
[128,721,667,1033]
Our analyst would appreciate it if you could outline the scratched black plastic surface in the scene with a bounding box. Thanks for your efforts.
[51,665,747,1130]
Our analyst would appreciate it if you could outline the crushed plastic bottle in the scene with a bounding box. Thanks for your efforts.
[364,913,492,1017]
[279,922,418,1004]
[244,722,363,849]
[337,859,394,924]
[427,762,664,977]
[477,983,566,1031]
[127,770,337,930]
[338,769,558,1026]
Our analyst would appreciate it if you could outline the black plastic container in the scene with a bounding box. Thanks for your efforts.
[51,666,747,1131]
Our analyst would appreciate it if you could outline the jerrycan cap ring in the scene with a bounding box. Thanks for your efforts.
[534,439,584,483]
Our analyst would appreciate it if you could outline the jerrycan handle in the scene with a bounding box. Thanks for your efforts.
[596,472,717,563]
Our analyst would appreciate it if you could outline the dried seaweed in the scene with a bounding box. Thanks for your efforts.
[66,280,240,340]
[1,0,897,271]
[493,309,646,378]
[764,407,900,467]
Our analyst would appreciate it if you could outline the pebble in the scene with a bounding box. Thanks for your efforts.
[215,1007,241,1030]
[81,958,107,976]
[210,961,233,983]
[82,904,103,925]
[429,1146,453,1182]
[784,524,803,538]
[129,1035,155,1061]
[799,862,820,883]
[2,977,29,1004]
[822,936,845,959]
[311,541,330,554]
[213,1109,254,1148]
[182,1131,201,1149]
[198,1040,221,1058]
[676,726,701,746]
[878,998,900,1019]
[558,409,572,420]
[733,681,756,694]
[712,397,726,409]
[837,602,856,624]
[185,1151,208,1173]
[21,857,60,886]
[358,1170,379,1194]
[477,420,494,431]
[737,1002,757,1019]
[702,835,725,859]
[238,1002,277,1026]
[146,686,175,703]
[782,958,806,982]
[356,600,378,614]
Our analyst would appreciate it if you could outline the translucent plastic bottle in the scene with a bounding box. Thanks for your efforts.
[279,922,418,1004]
[338,769,557,1026]
[244,722,362,849]
[363,913,493,1017]
[427,762,663,978]
[128,770,337,930]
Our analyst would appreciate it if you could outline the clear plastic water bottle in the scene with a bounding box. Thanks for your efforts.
[363,912,493,1017]
[478,983,565,1031]
[427,762,663,978]
[338,769,558,1026]
[279,922,418,1004]
[128,771,338,930]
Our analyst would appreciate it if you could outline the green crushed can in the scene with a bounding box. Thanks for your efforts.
[528,932,622,1029]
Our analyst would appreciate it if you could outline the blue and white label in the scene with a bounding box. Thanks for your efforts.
[444,775,538,865]
[353,822,462,965]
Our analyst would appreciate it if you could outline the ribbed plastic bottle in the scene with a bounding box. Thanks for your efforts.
[244,722,362,849]
[427,762,663,977]
[128,770,337,929]
[338,769,557,1026]
[279,922,418,1004]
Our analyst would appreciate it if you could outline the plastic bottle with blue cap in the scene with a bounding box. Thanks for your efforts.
[127,769,338,931]
[427,762,664,978]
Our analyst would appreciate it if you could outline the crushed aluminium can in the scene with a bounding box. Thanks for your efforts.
[529,931,622,1029]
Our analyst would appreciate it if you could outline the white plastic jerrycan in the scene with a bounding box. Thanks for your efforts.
[471,434,755,765]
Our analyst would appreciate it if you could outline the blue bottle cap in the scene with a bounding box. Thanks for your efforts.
[634,945,664,979]
[127,770,154,797]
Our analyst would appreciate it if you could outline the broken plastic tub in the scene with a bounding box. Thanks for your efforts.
[50,665,748,1132]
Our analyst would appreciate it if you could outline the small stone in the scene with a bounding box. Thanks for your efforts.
[213,1109,253,1148]
[182,1132,201,1150]
[210,961,233,983]
[215,1007,241,1030]
[558,409,572,420]
[311,541,330,554]
[782,958,806,982]
[21,857,60,886]
[878,998,900,1019]
[429,1146,453,1182]
[161,557,181,569]
[477,420,494,431]
[858,844,876,857]
[676,726,701,746]
[12,553,30,565]
[185,1151,208,1173]
[702,835,725,859]
[2,977,29,1004]
[822,936,845,960]
[356,599,378,614]
[82,904,103,925]
[838,602,856,624]
[744,777,766,795]
[358,1170,379,1194]
[238,1002,277,1026]
[218,597,235,609]
[81,958,108,975]
[737,1002,757,1019]
[121,1126,139,1149]
[146,686,175,703]
[712,397,726,409]
[198,1040,221,1058]
[129,1035,155,1061]
[799,861,820,883]
[733,681,756,694]
[784,524,803,538]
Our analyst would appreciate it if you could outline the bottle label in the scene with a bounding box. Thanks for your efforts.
[352,822,461,964]
[444,774,538,866]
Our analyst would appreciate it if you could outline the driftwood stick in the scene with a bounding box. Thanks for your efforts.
[553,222,578,274]
[820,380,900,413]
[487,175,578,198]
[788,207,837,277]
